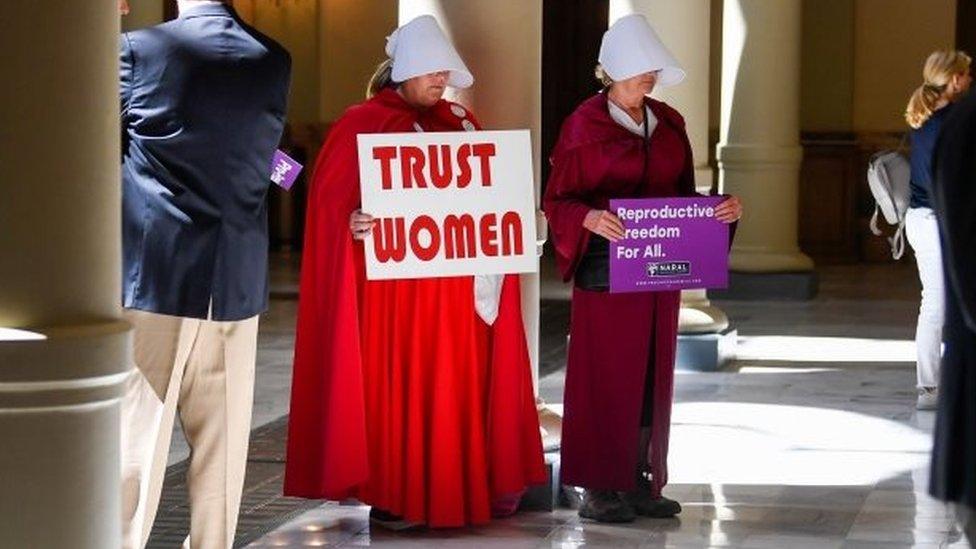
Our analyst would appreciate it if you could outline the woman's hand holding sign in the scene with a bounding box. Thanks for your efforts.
[350,209,376,240]
[714,195,742,223]
[583,209,627,242]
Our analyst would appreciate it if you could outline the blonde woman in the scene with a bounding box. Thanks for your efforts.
[904,50,972,410]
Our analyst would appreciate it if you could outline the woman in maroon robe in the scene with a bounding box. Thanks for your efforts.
[544,15,741,523]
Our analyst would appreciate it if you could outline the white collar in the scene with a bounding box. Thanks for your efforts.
[607,100,657,137]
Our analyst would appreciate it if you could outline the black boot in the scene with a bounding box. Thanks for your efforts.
[368,507,425,531]
[579,489,636,523]
[622,473,682,518]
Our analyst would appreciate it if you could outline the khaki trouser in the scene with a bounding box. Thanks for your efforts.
[120,308,259,549]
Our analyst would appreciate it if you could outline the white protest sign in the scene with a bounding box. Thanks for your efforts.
[357,130,537,280]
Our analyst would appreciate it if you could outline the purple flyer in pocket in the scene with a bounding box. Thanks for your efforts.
[270,149,303,191]
[609,196,729,293]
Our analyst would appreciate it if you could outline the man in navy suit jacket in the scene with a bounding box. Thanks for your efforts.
[118,2,289,547]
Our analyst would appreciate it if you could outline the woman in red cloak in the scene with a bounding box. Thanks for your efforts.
[284,15,546,528]
[544,15,741,523]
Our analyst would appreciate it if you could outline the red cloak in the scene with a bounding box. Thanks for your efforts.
[284,88,546,527]
[543,93,696,496]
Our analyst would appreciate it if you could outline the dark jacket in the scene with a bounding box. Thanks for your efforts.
[120,3,291,320]
[909,105,951,209]
[929,90,976,509]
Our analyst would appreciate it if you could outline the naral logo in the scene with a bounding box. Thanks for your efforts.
[646,261,691,277]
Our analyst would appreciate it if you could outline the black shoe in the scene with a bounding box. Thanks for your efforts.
[621,490,682,518]
[579,489,637,523]
[368,507,425,531]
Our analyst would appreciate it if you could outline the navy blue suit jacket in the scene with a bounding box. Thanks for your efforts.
[120,3,290,321]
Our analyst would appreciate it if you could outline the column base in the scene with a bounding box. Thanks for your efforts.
[677,327,737,372]
[711,270,819,300]
[0,321,130,549]
[519,451,561,512]
[537,401,562,452]
[679,303,730,334]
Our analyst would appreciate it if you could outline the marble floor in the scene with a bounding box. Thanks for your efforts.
[162,257,971,548]
[247,364,969,548]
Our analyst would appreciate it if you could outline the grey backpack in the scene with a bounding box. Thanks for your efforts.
[867,148,911,259]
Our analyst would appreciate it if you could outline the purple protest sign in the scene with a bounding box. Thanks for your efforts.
[609,196,729,293]
[270,149,303,190]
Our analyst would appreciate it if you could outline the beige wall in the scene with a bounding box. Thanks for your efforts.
[236,0,321,130]
[747,0,957,134]
[121,2,960,137]
[121,0,164,32]
[853,0,956,132]
[235,0,396,143]
[319,1,398,123]
[801,0,855,132]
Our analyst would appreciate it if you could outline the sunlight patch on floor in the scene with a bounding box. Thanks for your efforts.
[669,402,930,486]
[736,336,916,363]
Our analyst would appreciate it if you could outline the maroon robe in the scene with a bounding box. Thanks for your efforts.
[544,93,696,496]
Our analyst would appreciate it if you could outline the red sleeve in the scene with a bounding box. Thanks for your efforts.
[543,149,594,282]
[486,274,548,494]
[284,114,371,499]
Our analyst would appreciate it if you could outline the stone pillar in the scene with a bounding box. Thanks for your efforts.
[398,3,563,470]
[610,0,712,190]
[717,0,814,284]
[610,1,733,369]
[0,2,131,547]
[399,1,545,390]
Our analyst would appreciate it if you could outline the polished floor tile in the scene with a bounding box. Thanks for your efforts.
[235,260,972,547]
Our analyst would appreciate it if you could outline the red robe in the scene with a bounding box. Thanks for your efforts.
[284,88,546,527]
[543,93,696,496]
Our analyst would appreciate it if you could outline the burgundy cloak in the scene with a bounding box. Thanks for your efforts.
[544,93,697,496]
[284,88,546,526]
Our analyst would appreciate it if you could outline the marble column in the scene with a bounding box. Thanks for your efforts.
[399,1,545,390]
[610,0,731,348]
[0,2,131,547]
[717,0,814,275]
[398,2,561,458]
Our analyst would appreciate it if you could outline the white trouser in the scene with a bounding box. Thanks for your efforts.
[905,207,944,389]
[120,308,259,549]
